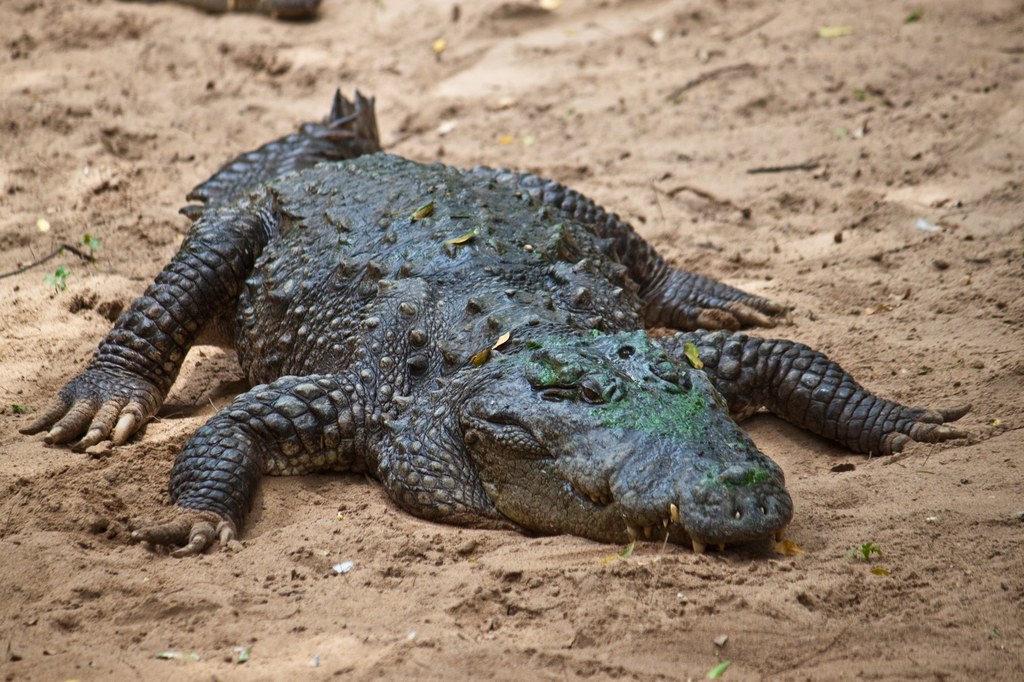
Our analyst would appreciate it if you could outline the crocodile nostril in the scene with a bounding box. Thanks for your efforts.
[719,464,774,488]
[720,466,752,485]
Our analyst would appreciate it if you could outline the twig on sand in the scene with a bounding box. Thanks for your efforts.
[725,12,781,41]
[0,244,95,280]
[746,158,822,174]
[656,183,748,216]
[650,181,668,228]
[666,63,757,103]
[764,620,855,678]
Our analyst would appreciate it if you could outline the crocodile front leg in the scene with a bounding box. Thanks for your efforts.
[374,396,515,531]
[21,202,279,451]
[661,331,970,455]
[133,375,360,556]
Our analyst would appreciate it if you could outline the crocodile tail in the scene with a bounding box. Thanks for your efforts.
[181,90,382,219]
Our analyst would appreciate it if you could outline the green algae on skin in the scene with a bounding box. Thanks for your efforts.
[526,356,584,389]
[597,388,708,439]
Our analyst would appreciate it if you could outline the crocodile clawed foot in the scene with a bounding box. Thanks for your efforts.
[695,308,742,331]
[692,299,788,331]
[132,509,236,557]
[724,301,778,327]
[883,403,972,455]
[19,370,160,451]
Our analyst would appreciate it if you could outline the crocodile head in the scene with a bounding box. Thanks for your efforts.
[457,330,793,552]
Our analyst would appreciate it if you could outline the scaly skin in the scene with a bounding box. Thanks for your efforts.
[21,92,969,556]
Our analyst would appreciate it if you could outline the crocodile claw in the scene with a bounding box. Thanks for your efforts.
[725,301,782,328]
[132,510,236,557]
[19,370,159,450]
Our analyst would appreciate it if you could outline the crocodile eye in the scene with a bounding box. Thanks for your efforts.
[617,345,635,359]
[580,378,606,404]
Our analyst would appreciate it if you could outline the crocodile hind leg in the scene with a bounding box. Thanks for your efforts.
[133,375,359,556]
[181,90,380,219]
[482,169,787,330]
[661,331,970,455]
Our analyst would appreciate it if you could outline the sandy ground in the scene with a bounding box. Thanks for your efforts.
[1,0,1023,679]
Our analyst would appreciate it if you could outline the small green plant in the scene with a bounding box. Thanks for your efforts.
[847,541,882,561]
[707,660,731,679]
[12,403,28,414]
[904,9,924,24]
[44,266,70,292]
[82,233,101,259]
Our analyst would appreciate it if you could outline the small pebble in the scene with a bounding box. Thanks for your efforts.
[455,539,479,555]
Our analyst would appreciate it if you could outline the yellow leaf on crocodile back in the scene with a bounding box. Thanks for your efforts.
[444,228,479,245]
[683,342,704,369]
[410,200,434,222]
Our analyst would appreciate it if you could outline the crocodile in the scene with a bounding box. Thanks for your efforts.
[21,91,969,556]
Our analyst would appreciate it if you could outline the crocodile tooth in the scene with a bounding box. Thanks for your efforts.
[717,544,725,553]
[669,503,680,525]
[662,518,669,528]
[626,523,641,540]
[643,525,652,539]
[692,539,706,555]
